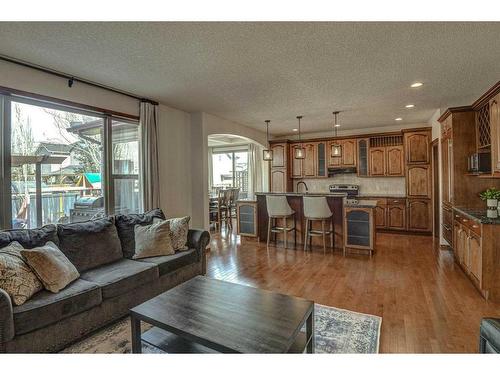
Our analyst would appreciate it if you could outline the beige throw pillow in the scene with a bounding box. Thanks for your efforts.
[133,220,175,259]
[21,241,80,293]
[0,241,43,305]
[167,216,190,251]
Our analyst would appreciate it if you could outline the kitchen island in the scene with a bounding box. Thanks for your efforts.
[255,192,346,249]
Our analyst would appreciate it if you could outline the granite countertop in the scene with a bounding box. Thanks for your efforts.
[453,206,500,225]
[345,199,378,208]
[255,192,347,197]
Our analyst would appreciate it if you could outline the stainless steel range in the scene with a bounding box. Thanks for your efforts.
[329,184,359,197]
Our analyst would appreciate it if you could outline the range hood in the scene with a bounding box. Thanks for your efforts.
[327,167,357,176]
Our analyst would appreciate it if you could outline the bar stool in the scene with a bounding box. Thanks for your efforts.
[303,196,334,253]
[266,195,297,249]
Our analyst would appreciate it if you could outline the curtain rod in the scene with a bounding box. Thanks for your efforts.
[0,54,159,106]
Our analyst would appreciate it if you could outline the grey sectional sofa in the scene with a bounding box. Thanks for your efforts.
[0,209,210,353]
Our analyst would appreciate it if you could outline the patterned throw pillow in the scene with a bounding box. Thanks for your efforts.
[21,241,80,293]
[167,216,190,251]
[0,241,43,306]
[133,220,175,259]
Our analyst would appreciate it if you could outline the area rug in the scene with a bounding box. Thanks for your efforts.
[61,304,381,354]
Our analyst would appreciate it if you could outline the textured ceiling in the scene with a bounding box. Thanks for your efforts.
[0,22,499,135]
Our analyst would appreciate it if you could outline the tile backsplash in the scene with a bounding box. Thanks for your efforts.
[295,176,406,196]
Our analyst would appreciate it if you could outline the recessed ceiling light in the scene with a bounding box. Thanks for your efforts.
[395,117,403,121]
[411,82,423,88]
[292,128,298,132]
[405,104,415,108]
[334,124,341,127]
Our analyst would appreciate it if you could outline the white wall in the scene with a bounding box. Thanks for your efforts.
[0,60,139,117]
[189,112,268,229]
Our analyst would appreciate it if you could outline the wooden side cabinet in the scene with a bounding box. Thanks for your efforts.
[237,201,258,238]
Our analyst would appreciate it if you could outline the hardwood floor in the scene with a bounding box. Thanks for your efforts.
[206,228,500,353]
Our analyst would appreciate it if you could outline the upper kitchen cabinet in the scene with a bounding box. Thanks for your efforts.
[386,145,405,176]
[369,147,386,176]
[290,144,304,178]
[489,92,500,174]
[404,130,430,164]
[302,143,316,177]
[357,138,369,177]
[270,143,286,168]
[327,139,357,168]
[316,141,327,177]
[368,135,404,177]
[269,142,292,193]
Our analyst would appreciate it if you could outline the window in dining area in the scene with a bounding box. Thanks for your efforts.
[211,148,248,199]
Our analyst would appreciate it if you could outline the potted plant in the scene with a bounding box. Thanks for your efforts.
[479,188,500,218]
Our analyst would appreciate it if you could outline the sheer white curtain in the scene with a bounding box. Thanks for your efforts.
[139,101,160,210]
[207,147,214,194]
[248,143,267,199]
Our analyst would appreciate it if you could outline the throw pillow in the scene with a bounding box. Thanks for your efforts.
[115,208,166,259]
[0,241,43,305]
[21,241,80,293]
[167,216,191,251]
[133,220,175,259]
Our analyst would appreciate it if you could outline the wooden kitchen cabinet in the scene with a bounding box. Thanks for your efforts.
[407,198,432,232]
[441,136,452,205]
[374,199,387,228]
[405,130,430,164]
[490,92,500,174]
[407,165,431,198]
[387,199,406,230]
[386,145,405,176]
[302,143,316,177]
[469,232,482,284]
[328,139,357,168]
[270,169,287,192]
[357,138,369,177]
[290,145,303,178]
[369,147,386,176]
[270,143,286,168]
[316,142,327,177]
[269,142,292,193]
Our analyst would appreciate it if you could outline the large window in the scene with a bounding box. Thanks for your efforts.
[211,148,248,198]
[1,94,141,229]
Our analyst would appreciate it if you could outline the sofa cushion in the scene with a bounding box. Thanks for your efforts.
[13,278,101,335]
[80,259,159,299]
[57,217,123,272]
[137,249,198,276]
[115,208,166,259]
[0,224,59,249]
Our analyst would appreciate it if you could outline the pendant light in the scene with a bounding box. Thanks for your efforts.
[331,111,342,158]
[294,115,306,159]
[262,120,273,161]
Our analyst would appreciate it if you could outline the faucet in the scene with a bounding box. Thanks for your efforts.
[296,181,309,194]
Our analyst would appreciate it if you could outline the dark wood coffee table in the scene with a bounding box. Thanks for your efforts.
[130,276,314,353]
